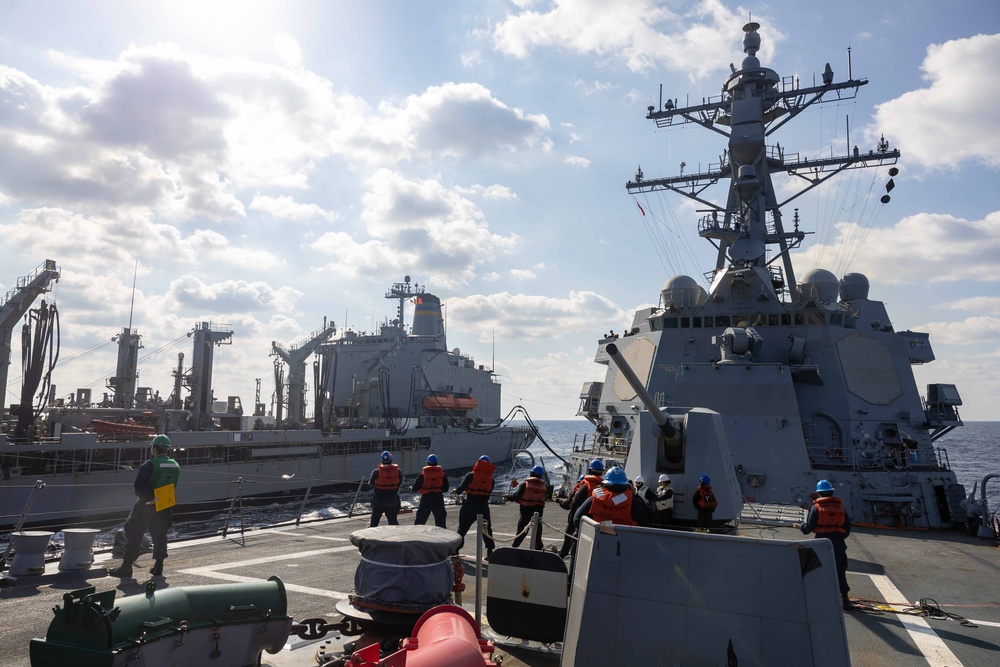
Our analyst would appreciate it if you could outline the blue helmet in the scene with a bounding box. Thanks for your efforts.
[816,479,834,493]
[530,465,545,477]
[380,451,392,463]
[479,455,491,462]
[426,454,439,465]
[588,459,605,473]
[604,467,628,486]
[699,474,711,485]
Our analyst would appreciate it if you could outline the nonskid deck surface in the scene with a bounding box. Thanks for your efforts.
[2,502,998,667]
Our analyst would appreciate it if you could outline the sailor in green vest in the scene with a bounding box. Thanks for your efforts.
[109,434,181,578]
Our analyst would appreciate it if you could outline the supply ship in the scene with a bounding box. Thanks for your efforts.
[0,270,534,530]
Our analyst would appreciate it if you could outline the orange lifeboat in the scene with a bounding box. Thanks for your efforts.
[423,394,457,411]
[90,419,157,437]
[452,397,477,411]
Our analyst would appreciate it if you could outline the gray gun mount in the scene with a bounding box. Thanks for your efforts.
[606,342,680,445]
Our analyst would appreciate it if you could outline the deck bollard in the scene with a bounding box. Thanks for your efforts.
[58,528,101,571]
[9,531,54,576]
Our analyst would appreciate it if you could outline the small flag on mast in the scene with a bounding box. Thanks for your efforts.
[636,201,646,216]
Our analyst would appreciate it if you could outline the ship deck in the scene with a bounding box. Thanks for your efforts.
[2,501,998,666]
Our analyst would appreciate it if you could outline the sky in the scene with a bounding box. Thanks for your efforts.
[0,0,998,423]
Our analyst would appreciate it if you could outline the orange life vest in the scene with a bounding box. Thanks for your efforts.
[466,459,495,496]
[694,484,718,510]
[374,463,400,490]
[581,474,603,496]
[588,486,636,526]
[420,465,445,494]
[812,495,847,534]
[518,477,547,508]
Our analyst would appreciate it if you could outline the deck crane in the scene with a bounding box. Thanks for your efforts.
[0,260,60,413]
[271,320,336,427]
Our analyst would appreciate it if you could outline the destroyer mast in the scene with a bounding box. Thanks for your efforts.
[628,21,900,302]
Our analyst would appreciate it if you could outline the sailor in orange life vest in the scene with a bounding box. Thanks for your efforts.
[453,455,497,557]
[573,467,654,535]
[412,453,449,528]
[369,450,402,527]
[692,474,718,528]
[109,435,180,578]
[506,465,548,550]
[794,480,853,611]
[558,459,605,558]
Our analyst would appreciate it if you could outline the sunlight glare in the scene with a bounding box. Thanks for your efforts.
[158,0,279,53]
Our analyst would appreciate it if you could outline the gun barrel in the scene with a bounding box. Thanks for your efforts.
[606,343,677,439]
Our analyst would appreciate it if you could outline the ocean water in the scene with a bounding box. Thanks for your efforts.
[935,421,999,507]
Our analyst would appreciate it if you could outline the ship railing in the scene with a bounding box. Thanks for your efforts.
[807,443,949,473]
[0,469,401,553]
[934,447,951,470]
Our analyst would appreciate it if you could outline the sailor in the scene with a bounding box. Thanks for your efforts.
[109,435,180,578]
[795,480,853,611]
[369,450,402,527]
[453,455,496,558]
[558,459,605,559]
[633,475,655,506]
[692,474,718,528]
[412,453,449,528]
[653,473,675,525]
[507,465,547,550]
[574,466,654,529]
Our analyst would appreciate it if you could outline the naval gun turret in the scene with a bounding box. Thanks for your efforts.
[605,343,742,529]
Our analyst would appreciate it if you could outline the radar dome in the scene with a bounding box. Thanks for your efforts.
[798,268,839,303]
[661,275,707,308]
[839,273,870,302]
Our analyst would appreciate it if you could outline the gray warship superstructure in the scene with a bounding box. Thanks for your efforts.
[572,22,966,530]
[0,275,533,530]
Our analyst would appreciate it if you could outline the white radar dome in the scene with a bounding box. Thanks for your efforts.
[798,268,839,303]
[661,275,707,307]
[839,273,870,302]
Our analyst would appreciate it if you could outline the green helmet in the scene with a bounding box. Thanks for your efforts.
[151,434,172,450]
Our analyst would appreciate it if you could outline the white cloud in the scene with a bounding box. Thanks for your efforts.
[375,82,551,161]
[311,169,522,287]
[918,317,1000,345]
[873,33,1000,169]
[492,0,766,79]
[510,268,536,280]
[447,290,628,342]
[454,183,518,200]
[167,275,302,313]
[274,33,304,68]
[573,79,618,95]
[461,50,483,69]
[564,155,591,168]
[249,195,337,221]
[796,210,1000,285]
[945,296,1000,316]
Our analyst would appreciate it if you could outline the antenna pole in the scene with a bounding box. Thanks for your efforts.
[128,259,138,331]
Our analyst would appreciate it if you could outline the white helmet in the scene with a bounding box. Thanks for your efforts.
[658,474,671,483]
[634,475,644,485]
